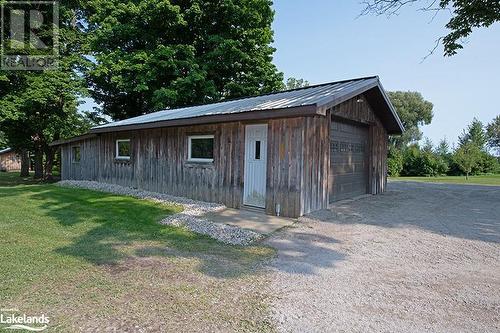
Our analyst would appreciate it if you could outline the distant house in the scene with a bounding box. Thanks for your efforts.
[0,148,21,172]
[51,76,403,217]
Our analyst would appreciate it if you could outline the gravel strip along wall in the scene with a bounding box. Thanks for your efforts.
[57,180,263,246]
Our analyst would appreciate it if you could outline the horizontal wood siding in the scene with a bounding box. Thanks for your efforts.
[331,94,388,195]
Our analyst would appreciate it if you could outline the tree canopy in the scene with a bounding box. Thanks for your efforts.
[458,117,487,150]
[486,115,500,154]
[362,0,500,56]
[453,142,482,179]
[285,77,310,90]
[387,91,434,148]
[85,0,284,120]
[0,0,91,178]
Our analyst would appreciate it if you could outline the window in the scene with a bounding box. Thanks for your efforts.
[116,139,131,160]
[255,141,261,160]
[188,135,214,162]
[72,146,81,163]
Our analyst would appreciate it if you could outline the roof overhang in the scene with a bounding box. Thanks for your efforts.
[49,134,98,147]
[316,79,404,135]
[0,148,13,155]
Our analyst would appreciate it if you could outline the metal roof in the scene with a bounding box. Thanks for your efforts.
[0,148,13,154]
[91,76,404,134]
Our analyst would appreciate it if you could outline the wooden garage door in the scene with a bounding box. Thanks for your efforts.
[330,119,369,202]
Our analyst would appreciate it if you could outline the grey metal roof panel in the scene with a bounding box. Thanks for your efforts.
[93,76,381,130]
[0,148,13,154]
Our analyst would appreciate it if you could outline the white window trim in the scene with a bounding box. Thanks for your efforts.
[188,135,214,162]
[115,139,131,160]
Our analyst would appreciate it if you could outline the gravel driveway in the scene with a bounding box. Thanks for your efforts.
[266,181,500,333]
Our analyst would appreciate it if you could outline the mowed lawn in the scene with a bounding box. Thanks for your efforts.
[390,174,500,186]
[0,172,275,332]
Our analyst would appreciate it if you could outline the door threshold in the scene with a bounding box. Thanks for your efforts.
[241,205,266,213]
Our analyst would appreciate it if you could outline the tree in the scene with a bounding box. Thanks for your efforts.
[85,0,284,121]
[458,118,487,150]
[435,138,450,156]
[387,146,403,176]
[361,0,500,56]
[387,91,434,148]
[453,142,481,179]
[0,131,7,150]
[486,115,500,154]
[0,1,90,179]
[285,77,310,90]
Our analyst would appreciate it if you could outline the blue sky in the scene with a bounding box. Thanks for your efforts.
[272,1,500,146]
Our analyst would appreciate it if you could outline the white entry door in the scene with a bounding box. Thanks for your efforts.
[243,124,268,208]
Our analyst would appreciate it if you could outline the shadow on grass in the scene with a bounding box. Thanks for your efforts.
[0,184,280,278]
[0,171,44,186]
[1,174,350,277]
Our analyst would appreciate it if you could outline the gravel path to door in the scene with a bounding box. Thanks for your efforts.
[266,182,500,333]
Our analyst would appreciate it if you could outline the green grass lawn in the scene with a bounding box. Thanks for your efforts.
[0,172,274,332]
[390,174,500,186]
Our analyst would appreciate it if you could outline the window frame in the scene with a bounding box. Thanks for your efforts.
[71,146,81,163]
[187,134,215,163]
[115,139,131,160]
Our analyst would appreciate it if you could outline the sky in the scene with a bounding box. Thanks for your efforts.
[271,0,500,146]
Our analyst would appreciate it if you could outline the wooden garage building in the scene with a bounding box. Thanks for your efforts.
[0,148,21,172]
[52,76,403,218]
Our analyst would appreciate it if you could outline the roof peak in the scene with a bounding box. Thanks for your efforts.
[196,75,380,108]
[151,75,380,114]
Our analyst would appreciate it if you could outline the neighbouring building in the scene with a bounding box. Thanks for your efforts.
[51,76,404,217]
[0,148,21,172]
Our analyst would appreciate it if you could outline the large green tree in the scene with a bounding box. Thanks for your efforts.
[387,91,434,149]
[86,0,284,120]
[0,1,90,179]
[362,0,500,56]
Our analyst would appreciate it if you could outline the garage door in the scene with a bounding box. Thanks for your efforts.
[330,119,369,202]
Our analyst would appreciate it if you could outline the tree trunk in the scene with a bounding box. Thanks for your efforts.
[20,149,30,177]
[465,172,469,180]
[44,147,55,181]
[33,147,43,179]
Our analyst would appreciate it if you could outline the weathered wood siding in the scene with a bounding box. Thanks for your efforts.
[62,123,245,208]
[61,94,389,218]
[0,151,21,171]
[330,94,388,195]
[299,115,330,215]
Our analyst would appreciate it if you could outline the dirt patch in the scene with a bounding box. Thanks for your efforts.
[267,182,500,332]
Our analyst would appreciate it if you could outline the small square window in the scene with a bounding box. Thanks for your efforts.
[188,135,214,162]
[116,139,131,160]
[72,146,81,163]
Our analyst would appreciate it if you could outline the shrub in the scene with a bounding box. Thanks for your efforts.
[387,147,404,176]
